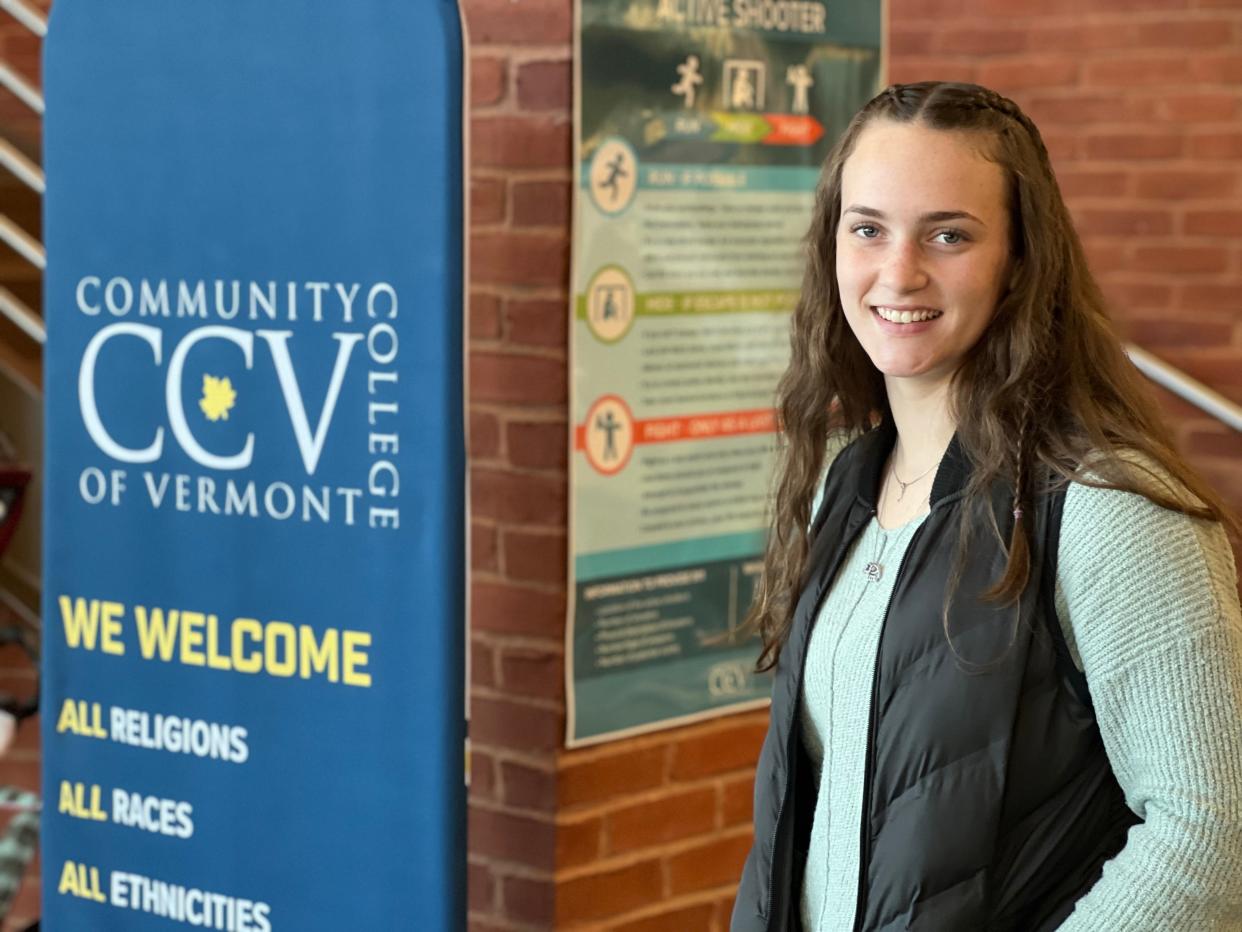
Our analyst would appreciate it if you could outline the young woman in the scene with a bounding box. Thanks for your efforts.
[732,82,1242,931]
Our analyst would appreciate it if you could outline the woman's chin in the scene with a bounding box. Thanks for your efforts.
[867,354,935,379]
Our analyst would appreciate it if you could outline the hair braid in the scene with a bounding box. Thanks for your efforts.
[746,80,1239,673]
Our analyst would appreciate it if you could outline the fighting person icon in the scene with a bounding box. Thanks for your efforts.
[595,409,622,462]
[786,64,814,115]
[672,54,704,109]
[582,395,636,476]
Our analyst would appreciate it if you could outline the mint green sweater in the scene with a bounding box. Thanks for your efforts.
[799,478,1242,930]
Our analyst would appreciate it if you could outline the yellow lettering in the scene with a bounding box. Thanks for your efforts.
[231,619,263,673]
[88,784,107,820]
[298,625,338,682]
[265,622,296,677]
[57,782,108,821]
[100,600,125,655]
[55,698,79,734]
[88,702,106,737]
[75,600,374,689]
[57,860,80,896]
[59,596,100,650]
[342,631,372,687]
[206,614,232,670]
[87,865,106,901]
[179,611,206,665]
[58,781,77,816]
[135,606,179,661]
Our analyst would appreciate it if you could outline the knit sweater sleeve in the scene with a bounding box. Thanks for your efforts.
[1053,478,1242,929]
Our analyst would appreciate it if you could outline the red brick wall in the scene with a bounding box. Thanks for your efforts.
[888,0,1242,516]
[463,2,570,929]
[464,1,1242,930]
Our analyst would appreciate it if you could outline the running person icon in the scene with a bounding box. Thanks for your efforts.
[588,139,638,214]
[600,153,629,205]
[672,54,704,109]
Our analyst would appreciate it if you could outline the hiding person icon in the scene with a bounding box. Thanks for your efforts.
[732,69,756,110]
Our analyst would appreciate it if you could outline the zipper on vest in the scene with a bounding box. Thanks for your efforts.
[853,521,922,932]
[767,503,876,929]
[764,790,786,928]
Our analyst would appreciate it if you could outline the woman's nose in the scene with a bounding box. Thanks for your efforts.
[878,239,929,293]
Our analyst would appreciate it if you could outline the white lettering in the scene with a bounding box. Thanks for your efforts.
[79,322,165,463]
[76,276,101,315]
[257,330,363,475]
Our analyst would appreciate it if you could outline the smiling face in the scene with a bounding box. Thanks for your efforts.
[835,119,1013,390]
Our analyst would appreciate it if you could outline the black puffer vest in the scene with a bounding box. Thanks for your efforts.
[732,422,1140,931]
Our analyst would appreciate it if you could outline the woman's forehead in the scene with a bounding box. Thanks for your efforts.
[840,120,1008,224]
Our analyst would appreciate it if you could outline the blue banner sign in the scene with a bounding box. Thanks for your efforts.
[42,3,466,929]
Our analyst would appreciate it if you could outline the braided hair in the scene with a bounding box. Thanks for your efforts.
[749,81,1236,672]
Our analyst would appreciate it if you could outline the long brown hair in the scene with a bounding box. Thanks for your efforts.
[751,81,1237,673]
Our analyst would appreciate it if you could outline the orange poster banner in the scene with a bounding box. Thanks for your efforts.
[574,407,776,450]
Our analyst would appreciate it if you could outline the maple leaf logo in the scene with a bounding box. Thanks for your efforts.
[199,374,237,422]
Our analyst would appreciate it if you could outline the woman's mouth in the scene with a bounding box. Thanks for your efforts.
[872,305,944,324]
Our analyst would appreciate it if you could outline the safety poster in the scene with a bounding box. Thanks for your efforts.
[568,0,883,745]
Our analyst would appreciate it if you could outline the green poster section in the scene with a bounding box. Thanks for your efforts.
[569,0,882,745]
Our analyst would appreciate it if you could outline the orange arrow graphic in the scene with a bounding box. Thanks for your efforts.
[764,114,824,146]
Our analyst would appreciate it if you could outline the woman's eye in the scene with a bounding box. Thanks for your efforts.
[935,229,966,245]
[851,224,880,239]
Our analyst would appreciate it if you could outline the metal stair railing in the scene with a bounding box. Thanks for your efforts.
[0,215,44,271]
[0,61,42,115]
[0,287,43,345]
[0,139,43,194]
[1126,344,1242,435]
[0,0,46,38]
[0,0,49,347]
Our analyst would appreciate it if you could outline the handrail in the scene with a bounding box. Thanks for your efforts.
[0,286,44,344]
[0,62,43,115]
[0,585,39,635]
[1126,343,1242,434]
[0,138,44,194]
[0,214,44,270]
[0,0,47,37]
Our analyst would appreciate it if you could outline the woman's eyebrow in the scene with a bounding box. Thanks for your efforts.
[843,205,985,225]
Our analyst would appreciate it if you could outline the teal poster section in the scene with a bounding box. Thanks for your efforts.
[41,2,466,928]
[568,0,883,745]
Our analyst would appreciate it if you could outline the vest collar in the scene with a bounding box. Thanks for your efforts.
[851,417,972,509]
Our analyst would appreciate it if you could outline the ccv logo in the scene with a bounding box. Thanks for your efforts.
[708,661,750,697]
[78,323,373,476]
